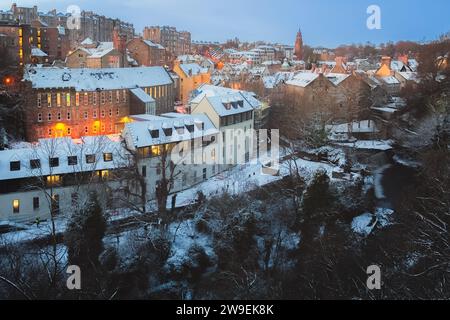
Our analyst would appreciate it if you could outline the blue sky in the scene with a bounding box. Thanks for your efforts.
[2,0,450,47]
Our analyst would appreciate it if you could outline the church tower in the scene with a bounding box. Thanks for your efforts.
[294,28,303,60]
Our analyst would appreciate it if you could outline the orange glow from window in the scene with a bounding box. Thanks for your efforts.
[120,117,133,124]
[4,77,12,85]
[55,123,65,131]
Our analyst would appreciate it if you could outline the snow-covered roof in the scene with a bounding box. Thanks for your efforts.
[326,120,379,134]
[81,37,95,45]
[285,72,319,88]
[123,114,218,148]
[24,66,173,91]
[397,72,420,83]
[31,47,48,57]
[143,40,165,50]
[88,42,114,58]
[325,73,350,86]
[0,135,126,181]
[191,84,262,110]
[130,88,155,104]
[179,63,209,77]
[380,76,400,85]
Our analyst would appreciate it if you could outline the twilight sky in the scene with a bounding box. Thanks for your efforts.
[1,0,450,47]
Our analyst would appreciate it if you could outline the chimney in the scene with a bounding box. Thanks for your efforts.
[381,56,392,70]
[113,27,126,54]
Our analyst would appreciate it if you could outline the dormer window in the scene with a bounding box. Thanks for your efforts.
[150,129,159,139]
[223,103,231,110]
[30,159,41,169]
[10,161,20,171]
[49,157,59,168]
[231,102,238,109]
[163,128,172,136]
[238,100,244,108]
[186,124,194,133]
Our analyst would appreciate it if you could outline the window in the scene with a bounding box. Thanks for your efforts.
[84,93,88,105]
[86,154,95,164]
[142,165,147,177]
[109,91,112,103]
[57,112,61,120]
[93,110,97,118]
[116,108,120,116]
[122,90,126,102]
[56,93,61,107]
[93,92,97,105]
[101,110,105,118]
[101,124,105,132]
[30,159,41,169]
[150,129,159,139]
[75,93,80,106]
[48,128,52,137]
[68,156,78,166]
[49,157,59,167]
[84,126,88,134]
[67,127,71,135]
[37,113,42,122]
[66,93,71,107]
[101,92,105,104]
[116,90,120,103]
[71,193,79,206]
[48,113,52,121]
[82,111,88,119]
[33,197,40,210]
[37,93,41,108]
[203,168,207,180]
[109,109,112,117]
[103,153,113,162]
[47,93,52,107]
[67,112,71,120]
[10,161,20,171]
[47,175,61,185]
[13,200,20,214]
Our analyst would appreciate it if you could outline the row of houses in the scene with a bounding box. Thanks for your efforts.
[0,81,269,222]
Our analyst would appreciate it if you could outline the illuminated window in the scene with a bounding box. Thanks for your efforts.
[151,146,161,157]
[47,93,52,107]
[47,175,61,185]
[84,93,88,105]
[103,153,113,162]
[99,170,110,179]
[66,93,71,107]
[37,93,41,108]
[18,28,23,37]
[56,93,61,107]
[13,200,20,214]
[75,93,80,106]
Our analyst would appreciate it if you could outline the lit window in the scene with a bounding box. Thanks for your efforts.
[47,93,52,107]
[47,175,61,185]
[84,93,88,105]
[13,200,20,214]
[56,93,61,107]
[75,93,80,106]
[66,93,71,107]
[151,146,161,157]
[103,153,113,162]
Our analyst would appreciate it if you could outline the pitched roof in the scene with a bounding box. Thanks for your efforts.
[24,66,173,91]
[179,63,209,77]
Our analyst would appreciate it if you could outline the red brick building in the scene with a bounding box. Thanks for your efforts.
[126,38,167,67]
[22,66,175,142]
